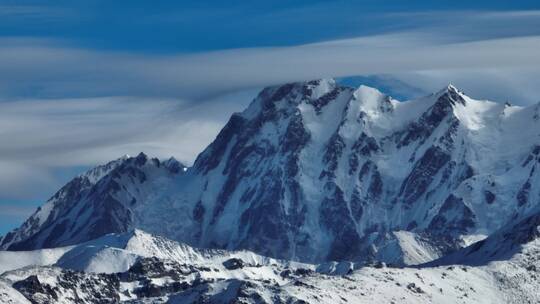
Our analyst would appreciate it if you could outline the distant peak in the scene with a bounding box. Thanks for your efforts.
[259,78,336,101]
[163,156,186,174]
[298,78,337,99]
[354,85,386,103]
[435,83,466,106]
[133,152,148,166]
[352,85,394,114]
[165,156,178,163]
[244,78,338,119]
[436,83,462,95]
[355,84,384,96]
[447,83,459,92]
[307,78,336,88]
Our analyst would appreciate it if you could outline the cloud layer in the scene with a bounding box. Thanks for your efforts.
[1,16,539,104]
[0,91,256,200]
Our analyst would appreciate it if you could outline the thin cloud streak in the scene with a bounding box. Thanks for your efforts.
[0,9,539,103]
[0,204,36,218]
[0,91,256,200]
[0,33,539,102]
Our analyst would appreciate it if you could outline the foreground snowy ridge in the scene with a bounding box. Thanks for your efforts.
[0,228,539,303]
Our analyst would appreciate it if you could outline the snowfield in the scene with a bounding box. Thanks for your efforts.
[0,228,539,303]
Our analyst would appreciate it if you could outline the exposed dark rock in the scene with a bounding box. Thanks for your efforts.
[321,133,345,179]
[398,146,451,206]
[429,195,475,236]
[193,201,205,222]
[13,275,59,302]
[349,133,380,175]
[194,114,246,174]
[310,87,341,114]
[484,191,496,205]
[522,145,540,167]
[407,282,425,294]
[398,90,462,148]
[320,184,361,260]
[223,258,246,270]
[13,271,120,304]
[517,181,531,206]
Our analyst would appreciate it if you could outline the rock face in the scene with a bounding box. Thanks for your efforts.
[430,209,540,266]
[0,155,185,251]
[12,272,119,304]
[3,80,540,265]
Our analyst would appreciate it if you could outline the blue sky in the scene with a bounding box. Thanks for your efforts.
[2,1,540,53]
[1,0,540,234]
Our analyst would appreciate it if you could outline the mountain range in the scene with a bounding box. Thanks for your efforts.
[1,79,540,303]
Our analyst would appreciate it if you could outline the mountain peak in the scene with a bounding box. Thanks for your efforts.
[446,83,459,92]
[305,78,336,97]
[5,81,539,268]
[240,78,339,121]
[79,155,133,184]
[135,151,148,162]
[433,83,466,107]
[136,152,147,157]
[353,84,393,114]
[256,78,336,100]
[355,84,384,95]
[163,156,186,173]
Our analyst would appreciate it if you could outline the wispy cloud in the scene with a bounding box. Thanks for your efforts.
[0,10,539,103]
[0,35,539,104]
[0,204,36,218]
[0,4,70,22]
[0,90,256,200]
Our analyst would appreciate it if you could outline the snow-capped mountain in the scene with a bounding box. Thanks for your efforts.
[3,79,540,266]
[0,154,185,251]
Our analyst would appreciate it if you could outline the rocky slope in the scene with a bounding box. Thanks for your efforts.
[0,154,185,251]
[3,80,540,266]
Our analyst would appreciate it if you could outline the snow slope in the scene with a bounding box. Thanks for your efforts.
[0,227,538,303]
[1,230,310,276]
[429,209,540,267]
[0,280,31,304]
